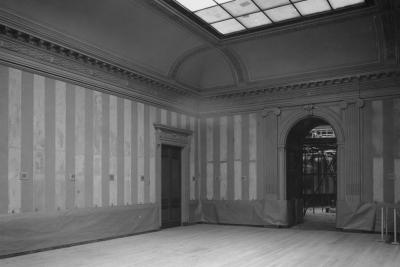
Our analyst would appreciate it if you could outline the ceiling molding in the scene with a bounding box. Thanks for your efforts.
[205,69,400,101]
[168,44,211,80]
[199,68,400,115]
[169,44,248,90]
[218,47,249,84]
[0,23,200,113]
[0,6,181,80]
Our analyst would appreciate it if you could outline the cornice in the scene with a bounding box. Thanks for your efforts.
[154,123,193,136]
[0,23,200,113]
[199,68,400,115]
[0,6,191,83]
[0,2,397,117]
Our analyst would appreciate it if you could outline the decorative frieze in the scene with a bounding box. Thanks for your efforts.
[0,22,399,116]
[0,24,198,110]
[154,123,192,146]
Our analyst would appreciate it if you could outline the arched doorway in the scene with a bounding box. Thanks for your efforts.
[286,117,337,229]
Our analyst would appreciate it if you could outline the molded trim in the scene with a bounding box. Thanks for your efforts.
[169,45,248,89]
[277,107,345,146]
[154,123,193,227]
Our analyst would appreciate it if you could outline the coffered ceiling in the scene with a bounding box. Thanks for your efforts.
[0,0,387,95]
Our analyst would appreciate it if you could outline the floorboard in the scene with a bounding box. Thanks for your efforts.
[1,224,399,267]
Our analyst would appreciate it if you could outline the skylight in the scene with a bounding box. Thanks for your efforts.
[171,0,366,36]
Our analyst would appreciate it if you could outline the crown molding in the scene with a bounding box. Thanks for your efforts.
[2,20,398,117]
[199,68,400,115]
[0,23,200,113]
[0,3,398,117]
[0,7,188,81]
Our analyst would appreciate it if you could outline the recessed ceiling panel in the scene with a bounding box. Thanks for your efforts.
[295,0,331,16]
[166,0,368,37]
[237,12,271,28]
[222,0,259,16]
[265,5,300,22]
[211,18,246,34]
[195,6,231,23]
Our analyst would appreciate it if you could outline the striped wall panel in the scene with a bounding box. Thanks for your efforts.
[202,113,260,201]
[372,100,383,202]
[75,86,85,208]
[0,66,198,215]
[8,68,22,213]
[199,101,400,203]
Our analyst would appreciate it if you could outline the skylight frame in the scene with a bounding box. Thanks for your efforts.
[163,0,373,38]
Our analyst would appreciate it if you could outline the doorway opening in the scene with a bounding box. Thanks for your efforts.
[286,117,337,230]
[161,144,182,228]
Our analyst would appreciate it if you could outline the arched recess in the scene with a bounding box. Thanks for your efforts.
[276,107,345,227]
[278,107,344,146]
[169,45,248,89]
[168,45,211,79]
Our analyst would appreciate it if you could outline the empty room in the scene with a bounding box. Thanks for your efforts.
[0,0,399,266]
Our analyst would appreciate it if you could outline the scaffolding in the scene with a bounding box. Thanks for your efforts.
[302,136,337,216]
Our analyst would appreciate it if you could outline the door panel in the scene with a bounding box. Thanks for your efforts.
[161,145,181,228]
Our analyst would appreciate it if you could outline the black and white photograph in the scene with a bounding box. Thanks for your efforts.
[0,0,399,266]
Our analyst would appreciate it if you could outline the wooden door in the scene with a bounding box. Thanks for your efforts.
[161,145,182,228]
[286,145,304,226]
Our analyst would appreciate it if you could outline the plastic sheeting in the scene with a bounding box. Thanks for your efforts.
[189,200,202,223]
[0,204,159,257]
[201,199,380,231]
[201,199,290,226]
[0,199,383,257]
[337,200,377,231]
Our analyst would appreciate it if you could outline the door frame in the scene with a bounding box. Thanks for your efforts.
[154,124,193,228]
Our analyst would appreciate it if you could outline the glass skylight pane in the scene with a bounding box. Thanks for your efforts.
[253,0,290,10]
[295,0,331,16]
[328,0,364,9]
[195,6,231,23]
[215,0,235,3]
[265,5,300,22]
[211,19,246,34]
[237,12,271,28]
[222,0,259,16]
[174,0,216,12]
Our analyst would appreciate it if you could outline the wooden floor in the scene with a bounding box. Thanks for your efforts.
[1,224,399,267]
